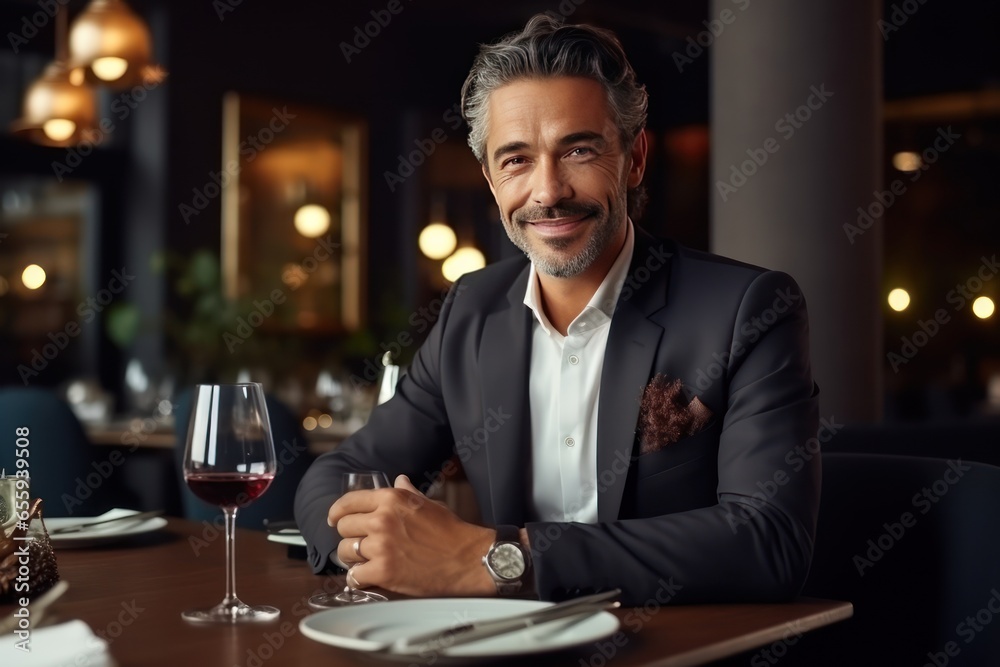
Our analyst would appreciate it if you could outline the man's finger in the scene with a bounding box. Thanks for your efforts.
[327,489,383,528]
[394,474,421,494]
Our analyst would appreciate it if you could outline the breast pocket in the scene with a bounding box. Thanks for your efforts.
[634,426,720,515]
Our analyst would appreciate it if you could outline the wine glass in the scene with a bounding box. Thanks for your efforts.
[308,471,391,608]
[181,383,280,623]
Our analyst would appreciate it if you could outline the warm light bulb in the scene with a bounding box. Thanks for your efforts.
[22,264,47,290]
[294,204,331,238]
[43,119,76,142]
[69,67,86,86]
[442,247,486,282]
[91,56,129,81]
[419,223,458,260]
[892,151,922,172]
[887,288,910,312]
[972,296,995,319]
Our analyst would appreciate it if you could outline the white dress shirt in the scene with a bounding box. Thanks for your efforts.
[523,220,635,523]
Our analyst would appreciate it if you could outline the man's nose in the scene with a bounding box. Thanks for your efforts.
[530,158,572,207]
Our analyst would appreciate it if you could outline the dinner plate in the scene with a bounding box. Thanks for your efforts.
[299,597,620,661]
[45,508,168,548]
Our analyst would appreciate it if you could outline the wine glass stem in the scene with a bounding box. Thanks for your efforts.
[223,505,238,607]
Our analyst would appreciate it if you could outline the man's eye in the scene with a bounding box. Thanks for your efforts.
[569,147,594,157]
[501,157,526,168]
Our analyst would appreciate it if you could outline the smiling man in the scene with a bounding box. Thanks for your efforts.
[295,13,820,605]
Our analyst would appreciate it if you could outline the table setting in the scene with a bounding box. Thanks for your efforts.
[1,383,851,666]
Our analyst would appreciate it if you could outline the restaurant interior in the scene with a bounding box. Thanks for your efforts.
[1,0,999,663]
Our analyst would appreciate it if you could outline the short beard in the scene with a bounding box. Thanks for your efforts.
[502,188,627,278]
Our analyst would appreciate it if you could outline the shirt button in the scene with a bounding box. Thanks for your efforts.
[565,437,575,447]
[568,354,580,365]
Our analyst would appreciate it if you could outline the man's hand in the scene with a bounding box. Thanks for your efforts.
[327,475,497,597]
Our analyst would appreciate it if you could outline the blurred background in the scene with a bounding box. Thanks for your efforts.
[1,0,998,507]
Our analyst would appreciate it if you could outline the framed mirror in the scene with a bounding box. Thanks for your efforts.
[220,92,367,333]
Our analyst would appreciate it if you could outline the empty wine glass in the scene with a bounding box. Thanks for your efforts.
[181,383,279,623]
[308,471,391,608]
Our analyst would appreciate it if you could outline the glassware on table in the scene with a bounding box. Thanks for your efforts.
[181,383,279,623]
[308,471,391,608]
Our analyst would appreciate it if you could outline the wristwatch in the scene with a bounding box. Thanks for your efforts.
[482,525,529,595]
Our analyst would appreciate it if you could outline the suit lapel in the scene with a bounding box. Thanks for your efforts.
[596,232,672,521]
[478,264,533,525]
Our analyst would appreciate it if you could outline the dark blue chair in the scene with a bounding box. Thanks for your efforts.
[0,387,118,517]
[173,390,314,530]
[792,453,1000,665]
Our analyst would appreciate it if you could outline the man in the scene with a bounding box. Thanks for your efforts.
[295,13,820,605]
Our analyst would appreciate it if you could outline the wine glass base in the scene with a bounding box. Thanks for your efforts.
[308,589,387,610]
[182,602,281,624]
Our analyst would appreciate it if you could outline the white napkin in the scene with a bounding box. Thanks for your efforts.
[0,619,111,666]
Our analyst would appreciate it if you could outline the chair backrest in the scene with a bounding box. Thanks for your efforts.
[799,452,1000,665]
[173,390,315,530]
[0,387,116,517]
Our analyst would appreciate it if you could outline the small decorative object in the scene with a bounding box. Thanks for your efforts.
[0,497,60,602]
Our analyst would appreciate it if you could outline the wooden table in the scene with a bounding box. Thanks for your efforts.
[21,519,852,666]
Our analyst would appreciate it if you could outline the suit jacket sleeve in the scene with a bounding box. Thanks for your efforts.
[527,270,821,606]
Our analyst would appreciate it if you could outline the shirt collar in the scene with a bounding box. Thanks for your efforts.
[523,219,636,336]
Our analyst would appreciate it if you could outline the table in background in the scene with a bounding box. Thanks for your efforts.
[37,519,852,667]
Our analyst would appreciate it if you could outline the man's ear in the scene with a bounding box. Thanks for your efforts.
[482,162,497,197]
[627,130,648,189]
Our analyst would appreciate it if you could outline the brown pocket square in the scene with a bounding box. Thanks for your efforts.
[638,375,713,454]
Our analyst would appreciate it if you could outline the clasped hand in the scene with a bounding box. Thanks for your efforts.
[327,474,496,597]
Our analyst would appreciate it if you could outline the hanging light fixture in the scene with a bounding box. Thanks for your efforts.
[10,6,99,147]
[68,0,166,89]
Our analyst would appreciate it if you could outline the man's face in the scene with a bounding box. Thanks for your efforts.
[481,76,646,279]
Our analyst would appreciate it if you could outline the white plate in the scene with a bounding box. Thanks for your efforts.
[300,597,620,661]
[45,509,168,548]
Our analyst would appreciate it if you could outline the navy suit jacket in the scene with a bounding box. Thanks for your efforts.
[294,228,820,605]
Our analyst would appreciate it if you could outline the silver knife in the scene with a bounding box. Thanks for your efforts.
[388,588,622,655]
[50,510,165,534]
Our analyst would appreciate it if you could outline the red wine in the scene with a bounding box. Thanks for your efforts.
[186,473,274,507]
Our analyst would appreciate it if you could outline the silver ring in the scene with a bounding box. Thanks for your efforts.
[346,565,361,589]
[353,538,364,560]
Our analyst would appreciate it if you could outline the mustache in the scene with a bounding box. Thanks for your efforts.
[512,203,602,225]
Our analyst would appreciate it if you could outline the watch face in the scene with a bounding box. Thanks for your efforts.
[488,543,525,580]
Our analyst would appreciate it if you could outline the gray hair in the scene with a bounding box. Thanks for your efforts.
[461,13,649,214]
